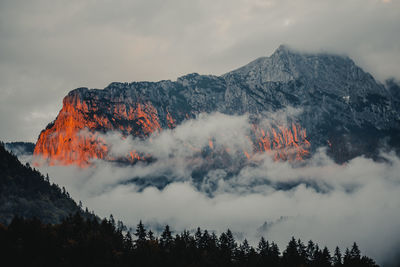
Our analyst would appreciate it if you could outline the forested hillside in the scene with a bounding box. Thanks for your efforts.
[0,141,91,224]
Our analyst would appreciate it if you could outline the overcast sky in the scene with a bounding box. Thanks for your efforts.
[0,0,399,142]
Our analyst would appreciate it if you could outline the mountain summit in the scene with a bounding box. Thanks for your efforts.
[33,45,400,165]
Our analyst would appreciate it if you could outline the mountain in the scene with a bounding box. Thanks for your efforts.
[223,45,400,161]
[0,141,89,224]
[33,45,400,166]
[385,78,400,111]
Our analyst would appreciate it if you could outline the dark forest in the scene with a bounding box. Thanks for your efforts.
[0,213,378,267]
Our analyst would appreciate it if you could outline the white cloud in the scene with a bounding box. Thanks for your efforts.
[34,113,400,265]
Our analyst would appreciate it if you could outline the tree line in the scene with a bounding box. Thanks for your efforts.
[0,213,378,267]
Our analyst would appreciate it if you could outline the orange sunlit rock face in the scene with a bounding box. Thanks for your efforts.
[33,92,162,167]
[166,111,176,129]
[34,91,311,167]
[209,139,214,149]
[249,123,310,161]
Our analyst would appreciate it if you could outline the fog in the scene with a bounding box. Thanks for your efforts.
[32,112,400,265]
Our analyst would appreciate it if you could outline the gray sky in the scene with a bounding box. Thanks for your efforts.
[1,0,400,142]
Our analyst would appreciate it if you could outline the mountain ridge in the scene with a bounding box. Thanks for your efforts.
[33,45,400,165]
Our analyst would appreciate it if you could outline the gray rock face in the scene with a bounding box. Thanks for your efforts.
[57,45,400,162]
[224,45,397,127]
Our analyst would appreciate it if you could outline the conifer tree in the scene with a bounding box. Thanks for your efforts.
[297,238,307,264]
[257,236,269,256]
[135,220,147,247]
[195,227,202,248]
[109,214,115,227]
[283,237,301,266]
[307,240,316,263]
[333,246,342,266]
[160,225,173,249]
[270,242,281,265]
[200,229,210,250]
[350,242,361,261]
[321,246,332,267]
[239,239,251,260]
[226,229,237,252]
[343,247,351,266]
[147,230,155,241]
[124,231,133,250]
[181,229,192,245]
[117,220,126,232]
[218,230,237,264]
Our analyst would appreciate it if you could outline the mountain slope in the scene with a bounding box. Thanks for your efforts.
[0,141,87,224]
[5,142,35,156]
[223,45,400,161]
[33,45,400,165]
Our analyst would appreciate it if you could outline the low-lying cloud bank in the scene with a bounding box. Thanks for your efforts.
[36,113,400,266]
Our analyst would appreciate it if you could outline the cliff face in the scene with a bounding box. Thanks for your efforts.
[34,90,164,166]
[33,45,400,166]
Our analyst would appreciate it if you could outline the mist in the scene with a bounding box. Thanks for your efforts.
[32,112,400,266]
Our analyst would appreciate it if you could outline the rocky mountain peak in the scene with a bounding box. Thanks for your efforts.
[270,44,292,58]
[225,45,361,85]
[33,45,400,166]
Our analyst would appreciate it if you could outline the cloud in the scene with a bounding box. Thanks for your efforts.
[103,112,251,158]
[33,112,400,266]
[1,0,400,141]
